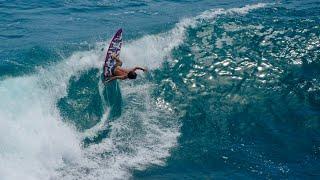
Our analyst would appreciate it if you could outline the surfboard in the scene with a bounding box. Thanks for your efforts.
[103,28,123,79]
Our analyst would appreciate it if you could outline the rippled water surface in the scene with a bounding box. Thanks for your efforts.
[0,0,319,179]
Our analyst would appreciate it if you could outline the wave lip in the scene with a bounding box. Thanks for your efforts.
[122,3,269,70]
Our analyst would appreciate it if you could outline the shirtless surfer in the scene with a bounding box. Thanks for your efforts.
[104,53,147,83]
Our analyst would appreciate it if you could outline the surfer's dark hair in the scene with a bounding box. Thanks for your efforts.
[128,71,137,79]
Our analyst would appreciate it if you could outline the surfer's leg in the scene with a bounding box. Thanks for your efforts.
[115,61,122,67]
[115,57,122,66]
[112,54,123,66]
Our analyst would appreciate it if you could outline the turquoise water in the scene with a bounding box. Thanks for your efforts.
[0,0,319,179]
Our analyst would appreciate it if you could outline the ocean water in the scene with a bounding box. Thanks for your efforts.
[0,0,319,179]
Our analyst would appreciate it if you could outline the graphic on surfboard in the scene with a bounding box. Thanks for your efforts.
[103,28,123,79]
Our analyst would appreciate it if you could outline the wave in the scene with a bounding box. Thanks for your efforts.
[0,3,269,180]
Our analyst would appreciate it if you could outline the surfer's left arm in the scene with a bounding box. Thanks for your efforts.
[133,66,147,72]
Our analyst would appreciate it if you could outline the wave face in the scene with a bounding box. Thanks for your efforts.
[1,0,320,179]
[133,1,320,179]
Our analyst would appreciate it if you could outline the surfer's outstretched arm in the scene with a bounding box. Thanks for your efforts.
[133,66,147,72]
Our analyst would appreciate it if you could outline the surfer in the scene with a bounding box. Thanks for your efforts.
[104,53,147,83]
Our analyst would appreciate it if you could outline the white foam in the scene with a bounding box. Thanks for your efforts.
[0,47,104,180]
[199,3,268,20]
[0,76,82,180]
[0,3,270,180]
